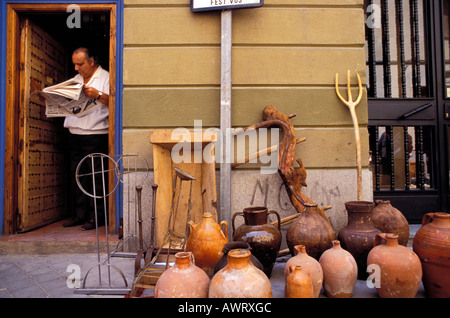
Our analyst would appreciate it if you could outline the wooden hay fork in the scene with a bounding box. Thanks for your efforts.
[335,70,364,201]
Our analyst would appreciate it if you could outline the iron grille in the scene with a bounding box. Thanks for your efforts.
[365,0,435,192]
[369,125,434,191]
[365,0,429,98]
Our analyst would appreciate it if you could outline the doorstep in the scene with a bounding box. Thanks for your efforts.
[0,219,120,255]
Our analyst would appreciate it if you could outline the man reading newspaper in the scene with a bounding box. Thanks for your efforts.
[58,47,110,231]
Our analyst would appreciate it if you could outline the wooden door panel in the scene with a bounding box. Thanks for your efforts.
[18,18,67,232]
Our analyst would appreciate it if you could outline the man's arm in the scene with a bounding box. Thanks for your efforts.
[83,85,109,106]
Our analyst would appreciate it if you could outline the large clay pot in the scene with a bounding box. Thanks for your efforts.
[232,207,282,277]
[213,241,264,274]
[209,249,272,298]
[154,252,210,298]
[286,202,336,260]
[413,212,450,298]
[284,245,323,298]
[186,212,229,277]
[319,240,357,298]
[367,233,422,298]
[338,201,381,280]
[285,265,314,298]
[372,200,410,246]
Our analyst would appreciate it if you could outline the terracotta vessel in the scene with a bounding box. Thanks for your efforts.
[185,212,229,277]
[372,200,410,246]
[154,252,210,298]
[209,249,272,298]
[367,233,422,298]
[413,212,450,298]
[286,202,336,260]
[285,265,314,298]
[213,241,264,274]
[338,201,381,279]
[284,245,323,297]
[319,240,357,298]
[232,207,282,277]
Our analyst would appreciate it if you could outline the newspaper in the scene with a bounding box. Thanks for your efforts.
[35,78,102,118]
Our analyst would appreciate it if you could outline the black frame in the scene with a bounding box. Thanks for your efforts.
[435,0,450,219]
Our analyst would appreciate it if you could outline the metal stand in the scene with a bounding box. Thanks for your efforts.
[129,167,195,297]
[110,153,149,259]
[73,153,129,295]
[156,167,196,266]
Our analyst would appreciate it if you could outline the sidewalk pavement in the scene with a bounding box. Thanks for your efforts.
[0,252,425,298]
[0,252,135,298]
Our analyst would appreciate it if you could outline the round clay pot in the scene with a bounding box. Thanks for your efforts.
[286,202,336,260]
[319,240,357,298]
[367,233,422,298]
[213,241,264,274]
[154,252,210,298]
[284,245,323,298]
[209,249,272,298]
[285,265,314,298]
[338,201,381,280]
[186,212,229,277]
[372,200,410,246]
[232,207,282,277]
[413,212,450,298]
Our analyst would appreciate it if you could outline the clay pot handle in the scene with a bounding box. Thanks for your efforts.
[374,233,388,247]
[188,220,196,234]
[268,210,282,231]
[220,220,229,239]
[422,212,436,226]
[374,233,398,247]
[289,264,300,274]
[231,212,243,235]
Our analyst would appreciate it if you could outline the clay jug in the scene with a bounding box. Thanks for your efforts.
[186,212,229,277]
[283,245,323,297]
[413,212,450,298]
[154,252,210,298]
[213,241,264,274]
[286,202,336,260]
[319,240,357,298]
[338,201,381,280]
[372,200,410,246]
[285,265,314,298]
[232,207,282,277]
[367,233,422,298]
[209,249,272,298]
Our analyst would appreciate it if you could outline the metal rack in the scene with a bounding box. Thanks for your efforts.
[110,153,150,259]
[73,152,129,295]
[128,167,196,297]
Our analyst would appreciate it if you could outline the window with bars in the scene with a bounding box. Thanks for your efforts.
[365,0,435,192]
[369,125,434,191]
[444,1,450,97]
[365,0,429,98]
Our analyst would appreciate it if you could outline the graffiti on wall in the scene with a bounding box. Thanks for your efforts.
[247,176,342,213]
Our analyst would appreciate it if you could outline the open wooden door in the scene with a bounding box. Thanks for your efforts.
[17,18,68,232]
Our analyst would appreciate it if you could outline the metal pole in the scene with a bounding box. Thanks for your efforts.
[220,9,232,237]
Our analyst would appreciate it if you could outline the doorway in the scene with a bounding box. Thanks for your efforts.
[4,3,117,235]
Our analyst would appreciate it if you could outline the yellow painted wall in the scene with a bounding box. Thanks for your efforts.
[122,0,369,170]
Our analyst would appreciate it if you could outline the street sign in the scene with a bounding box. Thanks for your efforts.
[190,0,263,12]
